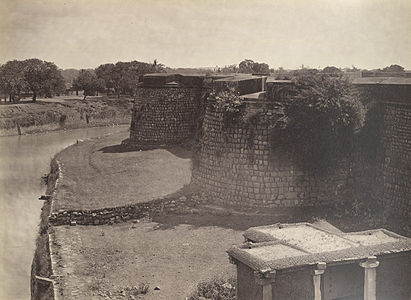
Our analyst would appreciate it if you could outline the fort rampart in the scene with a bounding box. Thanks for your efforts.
[127,74,410,218]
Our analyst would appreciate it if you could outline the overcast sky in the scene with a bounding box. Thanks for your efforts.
[1,0,410,70]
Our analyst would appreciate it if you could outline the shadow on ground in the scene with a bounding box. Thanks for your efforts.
[99,143,193,158]
[152,208,320,232]
[99,144,137,153]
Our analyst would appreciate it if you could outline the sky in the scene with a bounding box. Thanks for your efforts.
[0,0,410,70]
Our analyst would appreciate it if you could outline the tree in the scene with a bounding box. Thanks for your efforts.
[381,64,405,72]
[22,58,65,102]
[73,70,105,100]
[0,60,27,102]
[96,60,165,98]
[238,59,270,74]
[220,64,239,73]
[322,66,342,75]
[239,59,255,73]
[95,63,115,94]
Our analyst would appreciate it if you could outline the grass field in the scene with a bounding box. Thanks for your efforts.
[53,132,192,211]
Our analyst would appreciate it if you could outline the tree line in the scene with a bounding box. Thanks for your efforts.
[0,58,65,102]
[73,60,165,99]
[0,58,165,102]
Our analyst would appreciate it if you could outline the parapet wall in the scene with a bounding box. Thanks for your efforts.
[192,102,358,209]
[128,86,204,145]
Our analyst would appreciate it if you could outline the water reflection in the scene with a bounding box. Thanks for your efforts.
[0,126,128,300]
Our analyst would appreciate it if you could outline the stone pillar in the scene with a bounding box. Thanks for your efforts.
[254,270,276,300]
[359,256,379,300]
[312,262,326,300]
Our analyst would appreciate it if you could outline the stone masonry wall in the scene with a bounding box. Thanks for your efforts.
[128,86,204,145]
[374,102,411,219]
[192,102,358,209]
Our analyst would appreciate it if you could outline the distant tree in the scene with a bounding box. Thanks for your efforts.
[104,60,165,97]
[220,64,239,74]
[22,58,65,102]
[381,64,405,72]
[239,59,255,73]
[0,60,27,102]
[60,69,80,86]
[95,63,115,94]
[238,59,270,74]
[74,70,105,100]
[322,66,342,75]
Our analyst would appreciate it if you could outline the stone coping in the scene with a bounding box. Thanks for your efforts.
[228,239,411,274]
[228,222,411,273]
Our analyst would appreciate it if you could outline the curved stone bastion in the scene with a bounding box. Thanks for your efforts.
[125,73,265,147]
[126,74,207,146]
[192,99,355,209]
[192,77,411,216]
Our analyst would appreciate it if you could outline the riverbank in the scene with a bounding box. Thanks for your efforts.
[0,95,132,136]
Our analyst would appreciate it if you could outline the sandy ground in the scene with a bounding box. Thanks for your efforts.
[53,132,192,211]
[51,219,243,300]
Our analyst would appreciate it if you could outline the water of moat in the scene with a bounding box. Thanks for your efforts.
[0,125,128,300]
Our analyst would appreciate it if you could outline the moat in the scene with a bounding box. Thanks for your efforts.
[0,126,127,299]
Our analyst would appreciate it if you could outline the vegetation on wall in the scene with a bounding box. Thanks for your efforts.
[209,87,245,130]
[208,73,366,172]
[275,73,366,171]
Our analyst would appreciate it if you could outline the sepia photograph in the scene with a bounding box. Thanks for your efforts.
[0,0,410,299]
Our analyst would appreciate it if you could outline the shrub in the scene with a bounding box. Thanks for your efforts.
[189,277,236,300]
[209,87,244,130]
[275,73,365,171]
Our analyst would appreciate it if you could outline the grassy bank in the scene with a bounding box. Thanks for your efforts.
[52,132,192,211]
[0,95,133,136]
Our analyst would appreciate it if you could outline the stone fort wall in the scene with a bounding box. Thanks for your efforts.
[128,86,204,145]
[193,81,410,214]
[127,74,410,218]
[192,101,362,209]
[374,101,411,219]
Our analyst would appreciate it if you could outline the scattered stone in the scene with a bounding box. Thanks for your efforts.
[70,221,77,226]
[222,282,233,289]
[154,286,160,290]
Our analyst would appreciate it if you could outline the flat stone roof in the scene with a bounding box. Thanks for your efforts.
[228,223,411,272]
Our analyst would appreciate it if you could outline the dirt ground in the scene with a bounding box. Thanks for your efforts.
[51,218,243,300]
[53,132,192,211]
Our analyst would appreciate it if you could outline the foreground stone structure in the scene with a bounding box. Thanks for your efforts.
[228,222,411,300]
